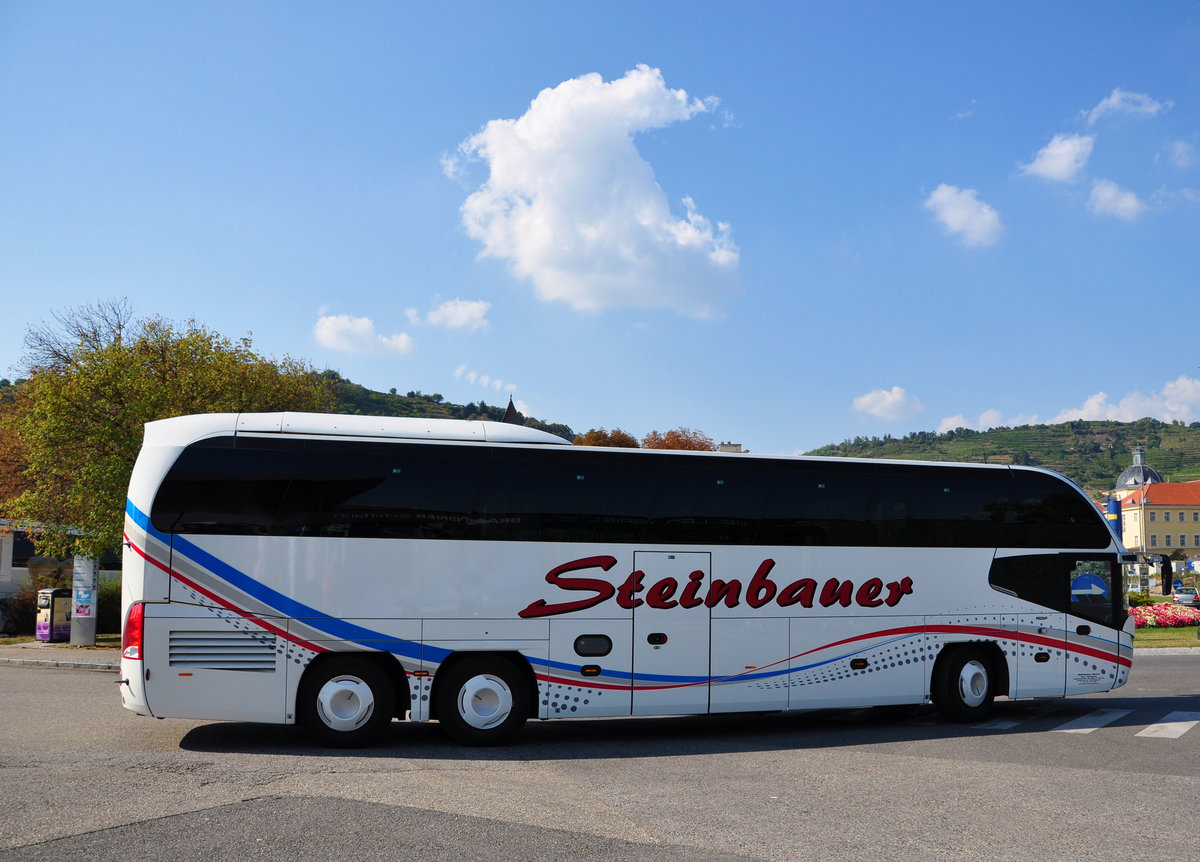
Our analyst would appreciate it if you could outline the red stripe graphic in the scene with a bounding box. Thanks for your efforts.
[124,533,328,655]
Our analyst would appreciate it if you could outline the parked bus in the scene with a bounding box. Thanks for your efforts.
[119,412,1135,746]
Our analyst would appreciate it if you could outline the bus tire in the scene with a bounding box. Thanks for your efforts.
[435,656,530,746]
[933,646,995,723]
[299,656,396,748]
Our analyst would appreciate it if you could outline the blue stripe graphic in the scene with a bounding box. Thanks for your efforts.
[126,499,448,663]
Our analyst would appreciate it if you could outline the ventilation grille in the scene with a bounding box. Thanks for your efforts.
[168,630,277,671]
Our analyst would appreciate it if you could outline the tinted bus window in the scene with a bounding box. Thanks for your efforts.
[1004,471,1111,549]
[151,438,290,535]
[871,465,1006,547]
[989,554,1122,626]
[274,442,484,540]
[646,458,769,544]
[759,461,873,546]
[151,438,1112,552]
[476,449,651,543]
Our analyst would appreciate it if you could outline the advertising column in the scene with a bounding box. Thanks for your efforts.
[71,556,99,646]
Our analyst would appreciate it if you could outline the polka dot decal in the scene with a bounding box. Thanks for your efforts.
[540,680,602,716]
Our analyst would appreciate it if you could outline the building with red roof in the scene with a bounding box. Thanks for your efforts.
[1120,480,1200,555]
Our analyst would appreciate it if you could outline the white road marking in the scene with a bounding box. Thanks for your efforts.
[1050,708,1132,734]
[1134,711,1200,739]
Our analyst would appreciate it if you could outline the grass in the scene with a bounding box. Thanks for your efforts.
[1131,625,1199,648]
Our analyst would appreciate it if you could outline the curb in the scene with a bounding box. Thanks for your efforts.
[0,656,119,672]
[0,645,121,672]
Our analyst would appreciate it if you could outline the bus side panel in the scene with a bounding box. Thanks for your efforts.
[142,603,289,724]
[541,619,633,718]
[786,616,925,710]
[709,617,789,713]
[122,506,170,606]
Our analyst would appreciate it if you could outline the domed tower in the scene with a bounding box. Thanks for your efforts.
[1115,447,1163,497]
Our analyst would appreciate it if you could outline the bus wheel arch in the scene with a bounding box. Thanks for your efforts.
[932,643,1003,723]
[297,653,403,747]
[431,652,534,746]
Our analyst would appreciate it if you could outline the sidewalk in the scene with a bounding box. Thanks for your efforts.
[0,641,120,671]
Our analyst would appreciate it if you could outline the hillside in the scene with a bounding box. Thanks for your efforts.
[325,371,575,441]
[9,373,1199,494]
[807,419,1200,494]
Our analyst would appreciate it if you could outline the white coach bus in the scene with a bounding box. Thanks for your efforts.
[119,412,1135,746]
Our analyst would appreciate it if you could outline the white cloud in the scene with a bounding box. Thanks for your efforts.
[853,386,925,421]
[447,64,739,318]
[313,314,414,355]
[407,298,491,332]
[923,184,1003,247]
[936,409,1036,434]
[936,415,969,434]
[1053,377,1200,424]
[1020,133,1095,182]
[1167,139,1194,169]
[1085,87,1172,126]
[453,365,519,398]
[977,408,1004,429]
[1088,179,1147,220]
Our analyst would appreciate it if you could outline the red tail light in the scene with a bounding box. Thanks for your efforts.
[122,602,144,661]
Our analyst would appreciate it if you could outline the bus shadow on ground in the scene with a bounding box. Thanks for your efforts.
[177,694,1195,760]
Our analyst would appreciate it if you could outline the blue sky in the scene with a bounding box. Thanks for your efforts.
[2,2,1198,454]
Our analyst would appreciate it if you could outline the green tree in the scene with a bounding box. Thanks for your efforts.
[4,305,334,557]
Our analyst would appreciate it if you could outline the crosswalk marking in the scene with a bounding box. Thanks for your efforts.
[1050,708,1133,734]
[1134,711,1200,739]
[836,704,1200,739]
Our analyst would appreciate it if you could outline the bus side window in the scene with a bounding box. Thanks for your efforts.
[759,464,872,546]
[1068,559,1115,625]
[989,554,1066,611]
[1005,472,1112,549]
[989,554,1119,626]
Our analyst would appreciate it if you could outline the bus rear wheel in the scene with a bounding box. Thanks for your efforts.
[435,656,530,746]
[933,646,995,723]
[299,656,396,747]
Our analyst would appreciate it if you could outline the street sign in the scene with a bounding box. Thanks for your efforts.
[1071,572,1108,599]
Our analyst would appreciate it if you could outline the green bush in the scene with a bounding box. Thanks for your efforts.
[97,574,121,634]
[0,582,38,636]
[1127,591,1155,607]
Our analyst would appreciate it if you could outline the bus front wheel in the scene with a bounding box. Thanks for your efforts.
[435,656,530,746]
[299,656,396,747]
[933,646,995,723]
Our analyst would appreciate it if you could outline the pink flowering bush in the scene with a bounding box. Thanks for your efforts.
[1130,602,1200,628]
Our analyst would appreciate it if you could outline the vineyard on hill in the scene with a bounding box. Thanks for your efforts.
[806,419,1200,494]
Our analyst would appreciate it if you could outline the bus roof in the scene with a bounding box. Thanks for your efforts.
[142,412,569,447]
[141,413,1077,486]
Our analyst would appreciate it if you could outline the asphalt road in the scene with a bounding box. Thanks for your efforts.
[1,652,1199,861]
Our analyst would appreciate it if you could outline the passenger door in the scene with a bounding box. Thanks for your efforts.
[1066,558,1121,695]
[1011,611,1067,698]
[632,552,711,715]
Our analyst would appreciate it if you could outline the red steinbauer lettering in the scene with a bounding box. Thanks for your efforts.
[517,556,914,618]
